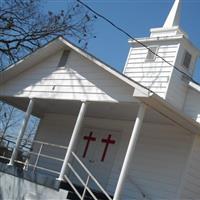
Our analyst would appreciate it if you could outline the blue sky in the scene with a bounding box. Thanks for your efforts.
[47,0,200,81]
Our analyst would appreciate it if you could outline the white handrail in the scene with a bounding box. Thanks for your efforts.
[27,151,64,162]
[67,163,98,200]
[64,175,82,199]
[70,151,112,200]
[0,138,112,200]
[28,164,60,174]
[81,175,90,200]
[0,138,66,176]
[33,143,43,172]
[33,140,68,149]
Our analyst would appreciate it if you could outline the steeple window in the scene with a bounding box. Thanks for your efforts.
[145,46,158,62]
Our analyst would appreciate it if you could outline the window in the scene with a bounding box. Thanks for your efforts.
[145,46,158,62]
[182,51,192,68]
[57,50,70,67]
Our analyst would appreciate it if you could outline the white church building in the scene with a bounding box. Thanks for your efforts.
[1,0,200,199]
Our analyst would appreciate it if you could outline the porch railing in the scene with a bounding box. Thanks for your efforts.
[22,140,67,175]
[64,151,112,200]
[0,135,67,175]
[0,135,148,199]
[0,136,113,199]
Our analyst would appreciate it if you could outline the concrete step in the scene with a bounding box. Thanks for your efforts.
[67,191,92,200]
[60,181,112,200]
[67,191,107,200]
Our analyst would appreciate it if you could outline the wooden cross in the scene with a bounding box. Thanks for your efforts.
[82,131,96,158]
[101,134,116,162]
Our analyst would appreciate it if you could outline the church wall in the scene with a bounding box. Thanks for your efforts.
[178,135,200,199]
[0,171,68,200]
[124,40,199,111]
[183,88,200,123]
[34,113,193,199]
[107,122,193,200]
[165,42,199,110]
[0,49,135,102]
[123,44,178,99]
[165,69,188,110]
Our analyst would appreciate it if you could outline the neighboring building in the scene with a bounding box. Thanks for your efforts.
[0,0,200,199]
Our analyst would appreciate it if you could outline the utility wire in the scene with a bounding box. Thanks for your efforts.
[76,0,199,136]
[77,0,200,86]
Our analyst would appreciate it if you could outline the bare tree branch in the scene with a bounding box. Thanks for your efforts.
[0,0,97,69]
[0,0,97,148]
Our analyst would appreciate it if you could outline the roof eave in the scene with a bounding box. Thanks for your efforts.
[139,94,200,135]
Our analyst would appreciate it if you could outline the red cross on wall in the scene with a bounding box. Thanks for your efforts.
[101,134,116,162]
[82,131,96,158]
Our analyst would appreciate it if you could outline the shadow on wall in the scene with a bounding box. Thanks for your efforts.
[0,187,3,200]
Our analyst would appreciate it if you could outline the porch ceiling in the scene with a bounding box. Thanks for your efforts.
[1,96,173,125]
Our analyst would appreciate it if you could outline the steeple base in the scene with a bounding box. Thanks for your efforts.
[150,26,188,38]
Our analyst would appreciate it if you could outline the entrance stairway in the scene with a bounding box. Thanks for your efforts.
[60,181,113,200]
[61,152,148,200]
[60,151,113,200]
[0,138,148,200]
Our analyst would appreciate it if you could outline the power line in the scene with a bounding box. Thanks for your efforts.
[75,0,200,137]
[77,0,200,86]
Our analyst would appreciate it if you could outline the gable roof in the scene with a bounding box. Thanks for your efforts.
[0,37,151,98]
[1,36,200,135]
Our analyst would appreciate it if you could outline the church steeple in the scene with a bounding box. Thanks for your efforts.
[123,0,200,110]
[150,0,186,38]
[163,0,181,28]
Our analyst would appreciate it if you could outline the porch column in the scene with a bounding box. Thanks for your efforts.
[8,98,35,166]
[58,101,88,181]
[113,103,146,200]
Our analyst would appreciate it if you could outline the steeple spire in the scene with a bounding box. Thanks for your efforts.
[163,0,181,28]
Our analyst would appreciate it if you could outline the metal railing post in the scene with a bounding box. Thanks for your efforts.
[33,143,44,172]
[81,175,90,200]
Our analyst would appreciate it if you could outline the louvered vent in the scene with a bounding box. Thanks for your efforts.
[182,51,192,68]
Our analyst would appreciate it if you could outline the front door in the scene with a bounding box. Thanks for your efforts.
[72,127,120,191]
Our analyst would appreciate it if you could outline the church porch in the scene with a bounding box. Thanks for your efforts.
[0,96,195,199]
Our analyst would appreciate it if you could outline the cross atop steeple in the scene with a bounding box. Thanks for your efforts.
[163,0,181,28]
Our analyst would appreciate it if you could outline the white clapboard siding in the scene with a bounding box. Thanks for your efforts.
[123,44,178,98]
[179,135,200,198]
[2,85,131,95]
[126,62,174,68]
[165,70,188,110]
[0,50,135,102]
[131,45,178,53]
[129,76,169,83]
[184,88,200,122]
[34,113,192,199]
[125,71,171,77]
[107,123,192,199]
[129,52,177,59]
[127,58,175,64]
[125,67,172,73]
